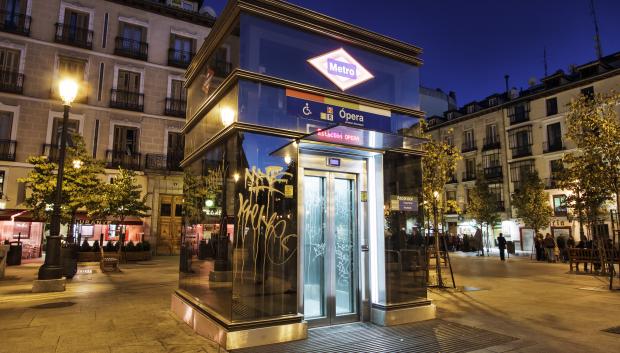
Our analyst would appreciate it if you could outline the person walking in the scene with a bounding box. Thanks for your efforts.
[556,235,567,263]
[544,233,556,263]
[534,234,544,261]
[498,233,507,261]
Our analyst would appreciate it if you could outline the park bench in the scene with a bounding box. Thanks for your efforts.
[569,248,620,272]
[99,246,120,272]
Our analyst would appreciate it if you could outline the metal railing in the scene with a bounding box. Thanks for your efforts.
[511,145,532,158]
[0,10,31,36]
[543,140,564,153]
[482,135,500,150]
[0,140,16,161]
[114,37,148,61]
[164,97,186,117]
[495,200,505,212]
[211,59,232,77]
[461,140,477,153]
[42,144,60,163]
[462,171,476,182]
[145,153,183,172]
[105,150,142,170]
[110,89,144,112]
[54,23,93,49]
[483,166,503,180]
[509,111,529,125]
[544,178,559,189]
[168,48,193,68]
[0,70,24,94]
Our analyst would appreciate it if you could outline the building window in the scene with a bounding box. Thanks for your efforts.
[463,158,476,181]
[462,129,476,152]
[115,22,148,60]
[55,7,92,49]
[160,203,172,217]
[466,105,476,114]
[482,153,502,179]
[165,79,186,117]
[210,46,231,77]
[111,69,143,111]
[107,125,141,170]
[508,125,532,158]
[56,56,87,102]
[508,102,530,124]
[581,86,594,100]
[546,97,558,116]
[0,46,23,93]
[168,34,194,68]
[488,97,497,106]
[553,195,567,216]
[510,159,535,191]
[0,111,15,161]
[483,124,499,149]
[50,117,79,146]
[166,131,184,171]
[544,122,563,153]
[443,135,453,147]
[489,184,504,211]
[548,159,563,189]
[0,0,31,36]
[0,170,4,197]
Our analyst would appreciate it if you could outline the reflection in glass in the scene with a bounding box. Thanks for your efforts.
[334,178,355,315]
[303,175,326,318]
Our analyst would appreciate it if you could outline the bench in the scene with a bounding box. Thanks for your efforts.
[569,248,620,272]
[99,246,120,272]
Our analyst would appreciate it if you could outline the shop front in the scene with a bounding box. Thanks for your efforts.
[173,1,433,350]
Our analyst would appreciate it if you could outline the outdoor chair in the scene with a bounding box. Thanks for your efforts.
[99,246,120,272]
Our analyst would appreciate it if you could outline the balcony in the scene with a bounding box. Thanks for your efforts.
[0,140,16,161]
[482,135,501,150]
[106,150,142,170]
[110,89,144,112]
[54,23,93,49]
[212,59,232,78]
[42,144,60,163]
[554,209,568,217]
[164,98,186,117]
[511,145,532,159]
[0,10,31,36]
[544,178,559,190]
[114,37,148,61]
[509,111,529,125]
[495,201,505,212]
[0,70,24,94]
[543,140,565,153]
[168,49,193,68]
[446,175,458,184]
[484,166,503,180]
[462,171,476,182]
[461,140,477,153]
[145,153,183,172]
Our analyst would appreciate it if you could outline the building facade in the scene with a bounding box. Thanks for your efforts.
[427,52,620,252]
[0,0,215,255]
[172,0,434,349]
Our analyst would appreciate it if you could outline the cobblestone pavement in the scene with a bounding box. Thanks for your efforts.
[1,254,619,352]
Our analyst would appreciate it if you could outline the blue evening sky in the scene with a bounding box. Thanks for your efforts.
[205,0,620,106]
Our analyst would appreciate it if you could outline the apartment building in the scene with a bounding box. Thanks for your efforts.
[0,0,217,255]
[426,51,620,252]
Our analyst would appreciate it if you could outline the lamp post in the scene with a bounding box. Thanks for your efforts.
[38,78,78,280]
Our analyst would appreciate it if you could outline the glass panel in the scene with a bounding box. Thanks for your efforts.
[303,175,326,319]
[334,177,355,315]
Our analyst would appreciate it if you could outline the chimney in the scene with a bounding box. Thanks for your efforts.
[504,75,510,93]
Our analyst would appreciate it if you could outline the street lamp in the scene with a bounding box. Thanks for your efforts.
[38,78,78,280]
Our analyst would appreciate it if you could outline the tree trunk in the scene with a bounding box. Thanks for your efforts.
[67,211,77,244]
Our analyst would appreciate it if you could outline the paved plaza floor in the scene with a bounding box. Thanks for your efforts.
[0,254,618,352]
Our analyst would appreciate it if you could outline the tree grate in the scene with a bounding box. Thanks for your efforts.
[232,319,518,353]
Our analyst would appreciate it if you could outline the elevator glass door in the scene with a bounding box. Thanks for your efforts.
[303,171,358,326]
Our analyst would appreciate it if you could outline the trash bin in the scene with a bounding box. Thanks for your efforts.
[506,241,516,255]
[7,242,22,266]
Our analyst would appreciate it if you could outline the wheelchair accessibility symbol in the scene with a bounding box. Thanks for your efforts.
[302,103,312,116]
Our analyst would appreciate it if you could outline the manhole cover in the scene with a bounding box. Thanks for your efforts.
[603,326,620,334]
[30,301,76,309]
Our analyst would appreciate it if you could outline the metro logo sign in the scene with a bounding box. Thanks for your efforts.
[308,48,374,91]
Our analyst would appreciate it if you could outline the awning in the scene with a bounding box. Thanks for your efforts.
[75,213,144,225]
[271,124,427,158]
[0,210,143,225]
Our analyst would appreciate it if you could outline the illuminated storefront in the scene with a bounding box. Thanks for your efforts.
[173,1,433,349]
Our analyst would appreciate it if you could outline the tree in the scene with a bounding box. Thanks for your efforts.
[565,91,620,226]
[417,120,461,286]
[182,171,208,226]
[468,167,500,255]
[19,134,105,242]
[93,167,150,252]
[511,171,552,236]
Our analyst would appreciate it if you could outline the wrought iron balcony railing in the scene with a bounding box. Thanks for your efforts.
[544,178,559,190]
[55,23,93,49]
[482,135,501,150]
[509,111,529,125]
[0,70,24,94]
[164,97,186,117]
[496,200,505,212]
[0,10,30,36]
[145,153,183,172]
[0,140,16,161]
[168,48,193,68]
[42,144,60,163]
[462,171,476,182]
[105,150,142,170]
[114,37,148,61]
[543,140,565,153]
[511,145,532,159]
[211,59,232,77]
[461,140,477,153]
[110,89,144,112]
[483,166,503,180]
